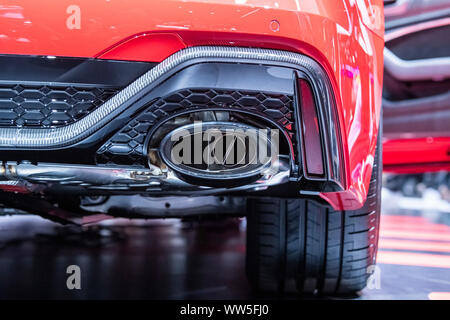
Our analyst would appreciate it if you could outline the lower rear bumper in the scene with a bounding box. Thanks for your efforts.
[0,46,372,210]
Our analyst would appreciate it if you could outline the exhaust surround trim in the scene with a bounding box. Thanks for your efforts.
[0,46,344,190]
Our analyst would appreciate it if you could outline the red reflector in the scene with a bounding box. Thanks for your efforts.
[298,79,324,177]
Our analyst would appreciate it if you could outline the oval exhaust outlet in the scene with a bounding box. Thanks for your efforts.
[159,122,280,186]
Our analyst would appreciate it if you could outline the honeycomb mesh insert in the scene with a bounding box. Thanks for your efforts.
[0,84,119,127]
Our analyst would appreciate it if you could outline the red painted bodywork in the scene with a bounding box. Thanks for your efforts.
[0,0,385,211]
[383,137,450,174]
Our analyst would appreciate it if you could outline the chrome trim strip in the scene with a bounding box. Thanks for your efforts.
[384,47,450,81]
[0,46,331,148]
[385,17,450,42]
[0,159,290,194]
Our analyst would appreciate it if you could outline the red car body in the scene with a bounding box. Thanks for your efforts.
[383,137,450,174]
[0,0,385,210]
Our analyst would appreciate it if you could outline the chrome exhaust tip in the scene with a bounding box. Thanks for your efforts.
[158,122,281,187]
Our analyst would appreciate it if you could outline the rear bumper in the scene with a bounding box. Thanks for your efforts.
[0,1,384,210]
[0,47,344,196]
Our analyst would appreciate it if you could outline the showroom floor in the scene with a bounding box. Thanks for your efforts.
[0,187,449,300]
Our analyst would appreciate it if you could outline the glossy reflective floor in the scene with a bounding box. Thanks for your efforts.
[0,187,449,300]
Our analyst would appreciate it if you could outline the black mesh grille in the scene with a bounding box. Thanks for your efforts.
[96,88,297,166]
[0,84,119,127]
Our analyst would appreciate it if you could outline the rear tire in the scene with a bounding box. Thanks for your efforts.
[246,135,382,295]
